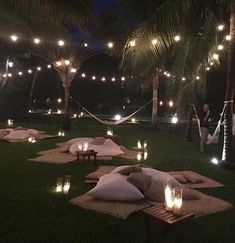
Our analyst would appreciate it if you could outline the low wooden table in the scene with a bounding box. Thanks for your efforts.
[143,205,194,243]
[76,150,98,165]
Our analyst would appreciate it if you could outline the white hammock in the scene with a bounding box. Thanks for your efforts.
[192,104,226,145]
[71,96,155,126]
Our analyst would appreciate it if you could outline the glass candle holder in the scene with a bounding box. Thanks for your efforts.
[143,149,148,160]
[83,142,88,151]
[143,140,147,148]
[77,143,83,151]
[137,140,142,149]
[107,127,113,136]
[137,152,142,161]
[164,177,174,211]
[173,187,183,216]
[56,177,63,192]
[63,175,71,193]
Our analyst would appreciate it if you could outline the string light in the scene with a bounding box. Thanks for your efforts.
[47,64,51,69]
[70,68,77,73]
[121,76,125,81]
[18,71,23,76]
[28,69,32,73]
[3,74,6,77]
[34,38,40,44]
[196,76,200,80]
[217,44,224,50]
[217,24,224,31]
[101,77,106,81]
[37,66,41,71]
[169,100,174,107]
[107,42,114,48]
[210,62,214,66]
[225,35,231,41]
[174,35,181,42]
[129,40,136,47]
[182,77,186,81]
[159,101,163,106]
[92,76,96,80]
[213,53,219,60]
[10,34,18,42]
[206,67,210,71]
[8,61,13,67]
[58,40,65,46]
[84,43,88,47]
[81,73,86,78]
[56,61,62,66]
[152,39,158,45]
[111,77,116,82]
[64,60,70,65]
[7,73,12,77]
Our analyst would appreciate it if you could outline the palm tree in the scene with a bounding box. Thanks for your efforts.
[121,0,234,162]
[0,0,96,130]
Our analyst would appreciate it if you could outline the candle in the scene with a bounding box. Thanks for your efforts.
[107,127,113,136]
[63,182,70,193]
[137,152,142,161]
[77,143,83,151]
[165,185,174,211]
[143,140,147,148]
[143,149,148,160]
[137,140,142,149]
[61,131,65,137]
[56,177,63,192]
[7,119,13,127]
[83,142,88,151]
[28,136,33,143]
[58,130,62,136]
[131,118,136,123]
[173,187,183,216]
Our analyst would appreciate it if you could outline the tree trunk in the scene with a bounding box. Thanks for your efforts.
[185,104,193,141]
[151,74,159,128]
[28,70,38,110]
[222,0,235,165]
[62,74,71,131]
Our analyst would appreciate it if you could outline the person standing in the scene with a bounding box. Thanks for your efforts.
[199,104,211,152]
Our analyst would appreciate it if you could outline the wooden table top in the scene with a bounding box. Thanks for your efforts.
[143,205,194,225]
[76,150,97,155]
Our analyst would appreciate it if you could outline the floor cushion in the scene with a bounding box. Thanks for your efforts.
[127,172,152,192]
[171,174,188,184]
[183,174,205,184]
[0,130,9,138]
[86,173,145,201]
[67,137,94,145]
[4,130,30,140]
[27,129,40,135]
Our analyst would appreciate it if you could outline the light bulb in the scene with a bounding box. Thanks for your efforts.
[174,35,181,42]
[10,34,18,42]
[107,42,114,48]
[58,40,65,46]
[152,39,157,45]
[34,38,40,44]
[64,60,70,65]
[217,24,224,31]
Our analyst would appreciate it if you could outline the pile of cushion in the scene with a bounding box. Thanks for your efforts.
[86,165,200,202]
[0,127,41,140]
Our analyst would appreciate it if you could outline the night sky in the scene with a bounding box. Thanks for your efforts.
[92,0,117,13]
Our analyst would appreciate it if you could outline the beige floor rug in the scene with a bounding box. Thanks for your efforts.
[84,166,224,188]
[29,146,137,164]
[70,195,151,219]
[70,189,233,219]
[0,134,58,143]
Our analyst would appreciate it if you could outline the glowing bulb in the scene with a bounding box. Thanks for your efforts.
[217,45,224,50]
[169,100,174,107]
[92,76,96,80]
[131,118,136,123]
[210,62,214,66]
[81,73,86,78]
[129,40,136,47]
[206,67,210,71]
[3,74,6,78]
[137,153,142,161]
[7,73,12,77]
[171,116,178,124]
[47,64,51,69]
[57,98,62,103]
[159,101,163,106]
[56,61,62,66]
[196,76,200,80]
[137,140,142,149]
[107,42,114,48]
[121,76,125,81]
[174,35,181,42]
[217,24,224,31]
[152,39,157,45]
[143,150,148,160]
[28,69,32,74]
[167,73,171,77]
[10,35,18,42]
[111,77,116,82]
[114,114,121,120]
[64,60,70,65]
[70,68,77,73]
[213,53,219,60]
[58,40,65,46]
[101,77,106,81]
[211,157,219,165]
[182,77,186,81]
[164,71,167,75]
[225,35,231,41]
[73,113,77,118]
[84,43,88,47]
[8,61,13,67]
[18,71,23,76]
[37,66,41,71]
[33,38,40,44]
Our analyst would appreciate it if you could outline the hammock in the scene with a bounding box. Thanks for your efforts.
[192,104,226,145]
[71,96,155,126]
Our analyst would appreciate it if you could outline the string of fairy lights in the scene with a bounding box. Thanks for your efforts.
[1,24,231,83]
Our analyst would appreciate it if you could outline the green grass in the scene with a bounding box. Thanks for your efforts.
[0,117,234,243]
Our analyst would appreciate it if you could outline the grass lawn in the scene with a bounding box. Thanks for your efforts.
[0,116,234,243]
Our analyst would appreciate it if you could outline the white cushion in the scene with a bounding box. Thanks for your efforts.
[111,165,134,174]
[27,129,40,135]
[67,137,94,145]
[86,173,145,201]
[4,130,30,140]
[89,139,124,157]
[141,168,183,188]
